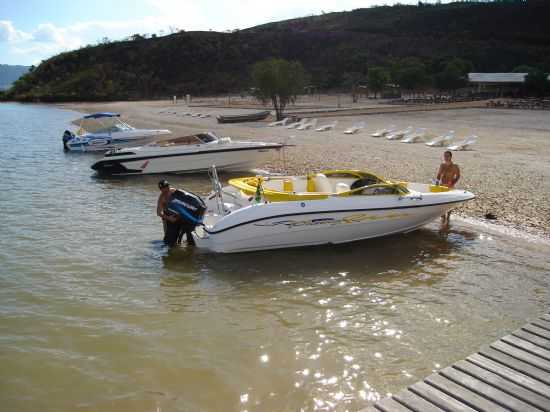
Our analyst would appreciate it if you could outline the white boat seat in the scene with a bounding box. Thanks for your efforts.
[314,173,332,193]
[336,182,350,194]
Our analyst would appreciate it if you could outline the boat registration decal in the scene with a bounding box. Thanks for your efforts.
[254,212,410,228]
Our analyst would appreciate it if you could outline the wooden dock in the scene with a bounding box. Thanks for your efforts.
[367,313,550,412]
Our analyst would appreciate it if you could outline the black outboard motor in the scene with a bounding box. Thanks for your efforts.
[164,189,207,246]
[62,130,75,151]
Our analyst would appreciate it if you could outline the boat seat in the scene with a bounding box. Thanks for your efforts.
[336,182,350,194]
[314,173,332,193]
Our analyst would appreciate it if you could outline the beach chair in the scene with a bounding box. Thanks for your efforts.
[191,113,202,117]
[286,118,309,129]
[297,118,318,130]
[199,113,211,118]
[447,135,477,151]
[371,125,396,137]
[268,118,290,127]
[386,126,413,140]
[401,128,427,143]
[425,130,455,147]
[315,121,338,132]
[343,121,366,135]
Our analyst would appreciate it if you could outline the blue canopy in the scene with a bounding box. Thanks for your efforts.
[83,112,121,119]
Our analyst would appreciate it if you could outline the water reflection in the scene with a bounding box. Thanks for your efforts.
[156,225,480,410]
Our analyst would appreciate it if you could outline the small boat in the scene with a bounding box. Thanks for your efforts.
[91,132,283,175]
[170,168,475,253]
[62,112,171,152]
[216,110,271,124]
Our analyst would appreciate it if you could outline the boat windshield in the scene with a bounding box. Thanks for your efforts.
[157,132,219,147]
[196,132,219,143]
[73,117,134,134]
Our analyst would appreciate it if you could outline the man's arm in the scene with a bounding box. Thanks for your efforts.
[157,196,165,218]
[436,164,443,181]
[453,165,461,185]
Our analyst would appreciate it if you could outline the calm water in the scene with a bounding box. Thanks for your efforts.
[1,102,549,412]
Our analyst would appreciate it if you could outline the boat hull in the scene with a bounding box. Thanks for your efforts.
[66,130,170,152]
[91,144,282,175]
[193,192,474,253]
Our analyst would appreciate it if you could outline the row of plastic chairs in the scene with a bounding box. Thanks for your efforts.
[371,125,477,151]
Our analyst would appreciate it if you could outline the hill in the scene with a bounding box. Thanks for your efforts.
[4,0,550,102]
[0,65,29,90]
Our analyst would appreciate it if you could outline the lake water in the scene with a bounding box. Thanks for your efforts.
[1,102,549,411]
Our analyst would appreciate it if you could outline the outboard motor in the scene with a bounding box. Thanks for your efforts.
[163,189,207,246]
[62,130,75,151]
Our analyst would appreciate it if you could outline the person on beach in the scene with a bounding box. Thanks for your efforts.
[157,180,195,246]
[436,150,461,226]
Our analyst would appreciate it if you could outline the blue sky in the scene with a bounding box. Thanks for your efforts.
[1,0,435,66]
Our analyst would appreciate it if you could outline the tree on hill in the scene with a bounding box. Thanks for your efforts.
[525,69,550,97]
[393,58,430,97]
[433,58,472,95]
[251,58,307,120]
[367,67,389,98]
[342,72,364,103]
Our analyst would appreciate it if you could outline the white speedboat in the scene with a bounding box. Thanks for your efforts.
[171,169,475,253]
[63,112,171,152]
[91,132,283,175]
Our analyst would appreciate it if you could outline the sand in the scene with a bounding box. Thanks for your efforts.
[60,98,550,239]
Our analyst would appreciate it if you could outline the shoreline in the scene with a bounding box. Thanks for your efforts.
[58,99,550,240]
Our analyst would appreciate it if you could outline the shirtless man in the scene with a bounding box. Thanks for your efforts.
[436,151,461,226]
[157,179,177,234]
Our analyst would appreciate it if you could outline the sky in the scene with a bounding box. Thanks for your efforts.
[1,0,443,66]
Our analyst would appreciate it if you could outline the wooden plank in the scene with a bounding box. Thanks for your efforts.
[491,341,550,372]
[500,335,550,361]
[532,320,550,332]
[467,353,550,399]
[513,329,550,351]
[374,397,413,412]
[408,381,476,412]
[523,324,550,341]
[439,366,540,411]
[393,390,444,412]
[451,361,550,411]
[480,347,550,385]
[424,374,509,411]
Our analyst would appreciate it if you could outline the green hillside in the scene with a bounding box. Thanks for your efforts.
[4,0,550,102]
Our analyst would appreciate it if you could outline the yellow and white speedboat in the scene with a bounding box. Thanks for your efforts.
[186,169,474,253]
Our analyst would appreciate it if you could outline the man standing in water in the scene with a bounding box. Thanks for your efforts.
[157,179,181,246]
[157,179,196,246]
[436,150,461,226]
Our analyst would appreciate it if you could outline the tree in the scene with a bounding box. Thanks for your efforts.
[392,58,430,96]
[367,67,389,98]
[525,70,550,97]
[251,58,306,120]
[342,72,364,103]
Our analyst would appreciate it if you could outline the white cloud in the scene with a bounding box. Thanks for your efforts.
[0,20,33,42]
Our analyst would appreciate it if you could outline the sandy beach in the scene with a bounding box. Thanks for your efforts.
[60,98,550,240]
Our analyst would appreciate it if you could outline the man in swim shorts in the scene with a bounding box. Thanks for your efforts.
[436,151,461,226]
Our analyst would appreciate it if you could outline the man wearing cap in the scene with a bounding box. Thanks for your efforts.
[157,179,196,246]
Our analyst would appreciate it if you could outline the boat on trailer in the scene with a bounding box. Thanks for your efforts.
[91,132,283,175]
[170,169,475,253]
[63,112,171,152]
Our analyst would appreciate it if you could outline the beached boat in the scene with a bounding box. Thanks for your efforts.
[216,110,271,124]
[91,132,283,175]
[63,112,171,152]
[170,169,475,253]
